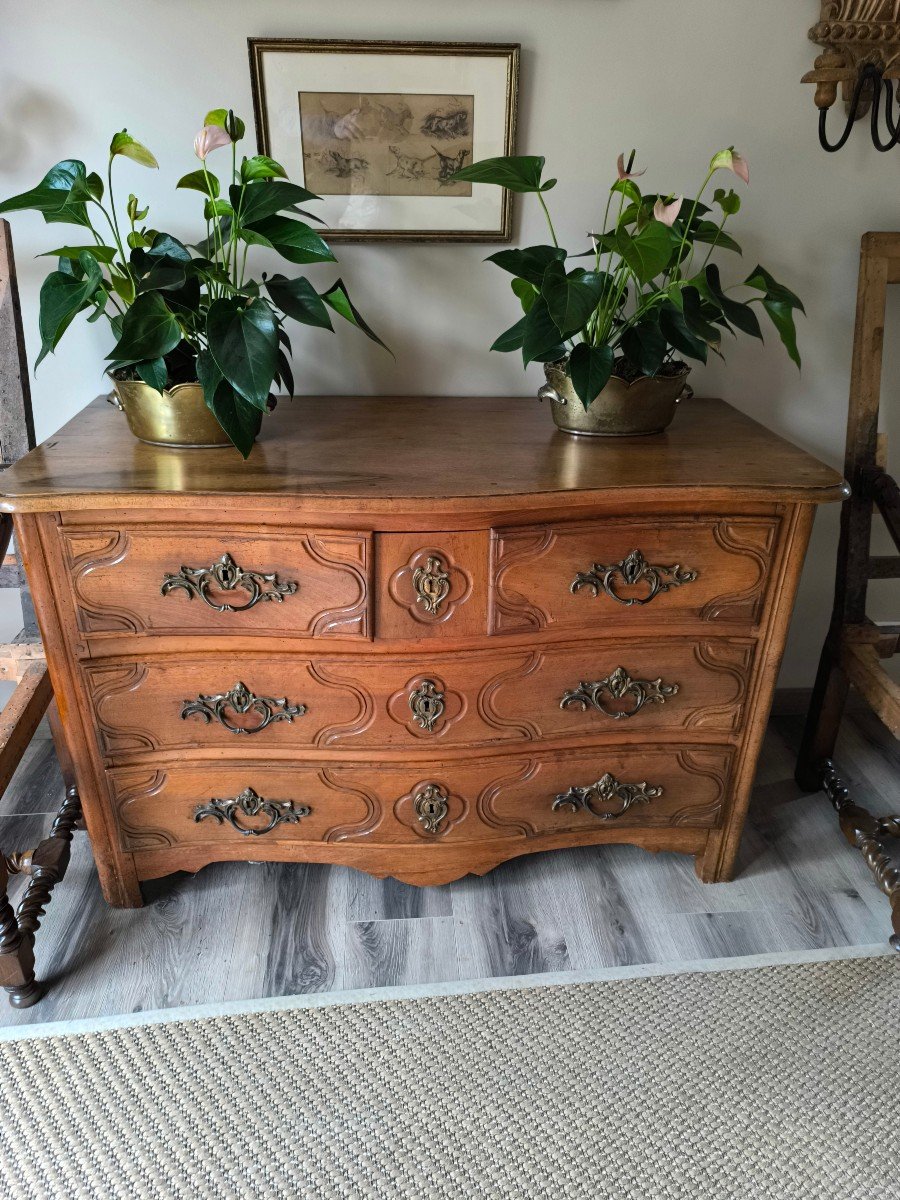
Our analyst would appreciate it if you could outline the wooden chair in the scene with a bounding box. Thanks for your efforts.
[0,218,82,1007]
[796,232,900,950]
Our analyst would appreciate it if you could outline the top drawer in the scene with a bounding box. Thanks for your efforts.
[491,515,779,635]
[59,525,371,639]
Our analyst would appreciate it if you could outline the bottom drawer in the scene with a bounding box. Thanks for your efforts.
[110,745,733,851]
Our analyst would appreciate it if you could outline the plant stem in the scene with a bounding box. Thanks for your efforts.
[672,167,714,283]
[536,190,559,249]
[104,159,130,279]
[699,211,730,270]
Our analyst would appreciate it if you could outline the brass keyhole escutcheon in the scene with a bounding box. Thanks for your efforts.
[413,783,450,834]
[412,555,451,616]
[409,680,446,733]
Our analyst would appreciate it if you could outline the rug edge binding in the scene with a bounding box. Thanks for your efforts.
[1,942,894,1046]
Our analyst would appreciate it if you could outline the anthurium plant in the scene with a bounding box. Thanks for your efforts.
[451,148,803,410]
[0,109,388,456]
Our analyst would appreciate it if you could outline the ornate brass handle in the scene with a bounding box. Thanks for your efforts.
[553,772,663,821]
[414,783,449,834]
[571,549,698,607]
[181,681,307,735]
[194,787,310,836]
[161,553,297,612]
[561,666,679,720]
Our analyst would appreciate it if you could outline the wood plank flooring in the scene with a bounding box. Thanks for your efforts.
[0,711,896,1028]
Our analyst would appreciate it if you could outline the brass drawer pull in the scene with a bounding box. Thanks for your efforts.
[194,786,310,836]
[412,555,451,616]
[553,772,663,821]
[181,681,307,735]
[561,666,678,720]
[414,783,449,834]
[571,548,698,606]
[161,553,297,612]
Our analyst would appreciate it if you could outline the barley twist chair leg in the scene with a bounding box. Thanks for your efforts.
[1,786,83,1008]
[820,760,900,952]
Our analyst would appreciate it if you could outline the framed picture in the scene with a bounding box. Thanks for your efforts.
[247,38,519,242]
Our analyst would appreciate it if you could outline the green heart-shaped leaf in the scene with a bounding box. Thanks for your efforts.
[320,279,391,354]
[243,215,335,265]
[265,275,333,331]
[234,181,321,226]
[206,296,279,409]
[486,245,567,287]
[521,297,567,366]
[541,263,605,338]
[450,155,546,193]
[615,222,674,284]
[0,160,92,227]
[107,292,182,366]
[569,342,615,410]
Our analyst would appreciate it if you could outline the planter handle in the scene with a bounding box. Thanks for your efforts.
[105,391,124,412]
[537,384,566,407]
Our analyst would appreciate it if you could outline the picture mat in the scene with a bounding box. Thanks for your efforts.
[261,50,510,233]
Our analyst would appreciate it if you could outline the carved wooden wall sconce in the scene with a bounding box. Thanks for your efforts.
[804,2,900,150]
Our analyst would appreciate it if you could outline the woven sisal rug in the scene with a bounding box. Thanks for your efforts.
[0,947,897,1199]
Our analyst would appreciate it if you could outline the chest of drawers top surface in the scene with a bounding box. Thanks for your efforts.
[0,395,844,516]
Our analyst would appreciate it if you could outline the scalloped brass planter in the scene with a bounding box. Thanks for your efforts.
[110,380,246,448]
[540,360,692,437]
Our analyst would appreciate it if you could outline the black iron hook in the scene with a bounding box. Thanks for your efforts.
[819,62,900,153]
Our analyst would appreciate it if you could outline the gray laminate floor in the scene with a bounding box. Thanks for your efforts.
[0,711,897,1028]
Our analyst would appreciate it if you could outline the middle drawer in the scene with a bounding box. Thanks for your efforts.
[83,637,755,759]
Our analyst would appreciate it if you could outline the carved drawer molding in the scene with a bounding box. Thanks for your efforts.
[60,526,371,638]
[490,517,779,635]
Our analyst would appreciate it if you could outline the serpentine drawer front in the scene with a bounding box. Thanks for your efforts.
[82,637,755,759]
[0,395,844,906]
[108,744,734,857]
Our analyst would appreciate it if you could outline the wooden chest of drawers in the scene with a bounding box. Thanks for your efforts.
[0,396,844,907]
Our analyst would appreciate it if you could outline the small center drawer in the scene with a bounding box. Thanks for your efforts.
[59,524,371,639]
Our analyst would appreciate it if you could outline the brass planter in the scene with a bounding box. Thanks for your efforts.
[110,380,242,448]
[539,360,692,437]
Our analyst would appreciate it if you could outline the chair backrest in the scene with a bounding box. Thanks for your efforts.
[0,218,38,636]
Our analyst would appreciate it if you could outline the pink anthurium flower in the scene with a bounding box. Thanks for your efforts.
[653,195,682,227]
[617,151,646,181]
[709,147,750,184]
[194,124,231,161]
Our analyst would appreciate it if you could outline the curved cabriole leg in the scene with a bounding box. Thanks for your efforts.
[1,787,82,1008]
[820,761,900,952]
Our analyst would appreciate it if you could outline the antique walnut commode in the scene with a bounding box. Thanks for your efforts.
[0,396,844,908]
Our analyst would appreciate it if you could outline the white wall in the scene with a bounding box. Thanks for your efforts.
[2,0,898,684]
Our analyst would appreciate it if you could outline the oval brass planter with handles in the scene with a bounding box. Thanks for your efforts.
[110,380,255,449]
[540,359,692,437]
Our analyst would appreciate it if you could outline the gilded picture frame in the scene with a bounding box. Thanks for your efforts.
[247,38,519,242]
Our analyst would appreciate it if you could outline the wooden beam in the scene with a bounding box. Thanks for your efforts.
[0,220,35,469]
[0,663,52,796]
[0,641,45,683]
[840,640,900,738]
